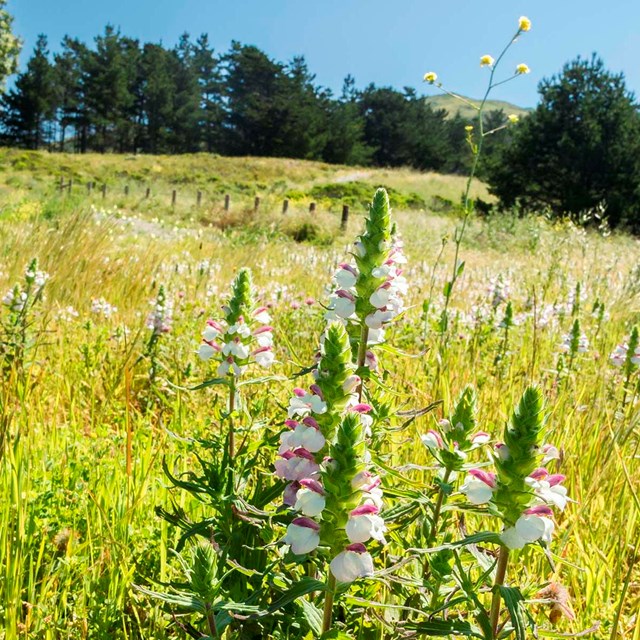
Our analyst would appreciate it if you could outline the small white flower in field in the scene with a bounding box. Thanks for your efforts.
[327,289,356,320]
[501,506,555,549]
[480,54,495,67]
[283,517,321,555]
[253,306,271,324]
[559,332,589,353]
[330,543,375,583]
[253,346,274,367]
[91,297,118,318]
[217,357,243,377]
[342,375,361,394]
[295,479,326,517]
[228,320,251,338]
[526,468,569,510]
[334,263,358,289]
[421,429,444,451]
[423,71,438,84]
[202,320,224,342]
[222,339,250,359]
[56,305,79,322]
[274,449,320,482]
[470,431,491,446]
[461,469,497,504]
[279,419,326,453]
[253,325,274,347]
[287,387,328,418]
[610,343,627,367]
[198,342,221,361]
[541,443,561,464]
[508,114,520,124]
[516,63,530,75]
[518,16,532,32]
[346,504,387,544]
[487,275,510,307]
[365,309,395,330]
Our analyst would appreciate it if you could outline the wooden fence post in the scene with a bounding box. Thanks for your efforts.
[145,187,151,199]
[253,196,260,213]
[59,176,64,192]
[224,194,230,211]
[197,191,202,207]
[67,179,73,194]
[87,182,93,195]
[101,184,107,199]
[124,185,129,196]
[309,202,316,213]
[171,190,177,207]
[341,204,350,230]
[282,199,289,214]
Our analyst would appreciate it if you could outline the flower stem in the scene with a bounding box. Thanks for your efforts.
[322,573,337,634]
[489,545,510,638]
[228,380,236,460]
[356,324,369,402]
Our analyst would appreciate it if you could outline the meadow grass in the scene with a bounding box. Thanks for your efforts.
[0,153,639,639]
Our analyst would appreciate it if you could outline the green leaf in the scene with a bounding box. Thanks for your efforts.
[237,374,287,387]
[134,584,206,613]
[299,598,323,636]
[403,618,483,638]
[456,260,466,277]
[320,631,354,640]
[443,281,453,298]
[498,585,535,640]
[268,577,325,613]
[190,377,230,391]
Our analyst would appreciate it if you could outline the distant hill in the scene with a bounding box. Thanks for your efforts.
[425,94,531,120]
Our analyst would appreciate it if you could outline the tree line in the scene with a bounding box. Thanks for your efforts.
[0,27,510,173]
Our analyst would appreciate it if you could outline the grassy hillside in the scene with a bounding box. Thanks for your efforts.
[426,94,531,119]
[0,147,489,218]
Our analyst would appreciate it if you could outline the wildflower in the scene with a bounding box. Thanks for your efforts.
[146,285,173,334]
[518,16,532,32]
[507,114,520,124]
[516,63,530,75]
[465,125,474,132]
[284,517,321,555]
[295,479,326,517]
[197,268,274,378]
[461,469,497,504]
[330,543,374,583]
[501,506,555,549]
[421,429,444,451]
[345,504,387,544]
[423,71,438,84]
[480,54,495,67]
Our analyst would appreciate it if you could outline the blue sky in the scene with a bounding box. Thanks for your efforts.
[8,0,640,107]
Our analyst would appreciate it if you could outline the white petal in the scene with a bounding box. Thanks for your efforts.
[198,344,215,361]
[295,490,326,517]
[283,524,320,555]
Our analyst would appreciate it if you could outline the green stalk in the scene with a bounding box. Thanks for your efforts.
[356,324,369,402]
[228,379,236,460]
[489,545,510,638]
[322,573,337,634]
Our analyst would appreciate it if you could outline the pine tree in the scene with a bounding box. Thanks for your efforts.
[194,34,223,153]
[1,35,56,149]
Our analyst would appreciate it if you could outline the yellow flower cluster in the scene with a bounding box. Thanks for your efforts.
[423,72,438,84]
[508,114,520,124]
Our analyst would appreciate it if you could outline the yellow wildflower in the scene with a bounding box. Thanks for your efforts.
[516,63,530,75]
[423,71,438,84]
[480,55,495,68]
[508,114,520,124]
[518,16,532,32]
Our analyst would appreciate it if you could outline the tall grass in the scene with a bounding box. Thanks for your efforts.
[0,166,638,638]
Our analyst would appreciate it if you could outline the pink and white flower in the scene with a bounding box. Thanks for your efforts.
[346,504,387,544]
[460,469,497,505]
[330,543,375,583]
[283,517,321,555]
